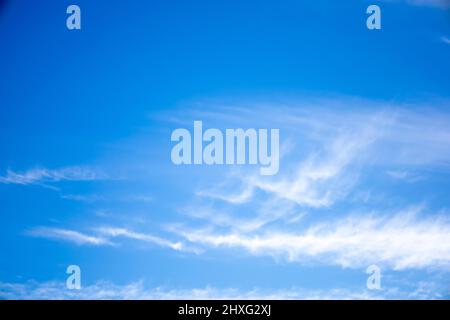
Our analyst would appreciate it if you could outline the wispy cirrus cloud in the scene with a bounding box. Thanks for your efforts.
[246,124,379,208]
[95,227,185,251]
[0,166,105,186]
[0,280,446,300]
[166,98,450,272]
[189,100,450,217]
[441,36,450,44]
[60,193,152,203]
[25,227,112,246]
[174,207,450,271]
[25,226,191,252]
[0,280,376,300]
[192,109,383,209]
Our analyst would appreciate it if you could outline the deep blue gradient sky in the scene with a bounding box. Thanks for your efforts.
[0,0,449,299]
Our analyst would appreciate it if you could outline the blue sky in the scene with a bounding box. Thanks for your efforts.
[0,0,449,299]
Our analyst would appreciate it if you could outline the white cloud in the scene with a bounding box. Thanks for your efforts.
[167,99,450,272]
[0,166,104,186]
[196,184,254,205]
[25,226,194,252]
[180,197,299,233]
[190,101,450,212]
[193,115,383,209]
[175,208,450,271]
[60,194,152,203]
[248,126,378,208]
[26,227,112,246]
[0,280,442,300]
[95,227,185,251]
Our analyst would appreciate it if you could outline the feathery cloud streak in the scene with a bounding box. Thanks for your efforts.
[0,166,104,186]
